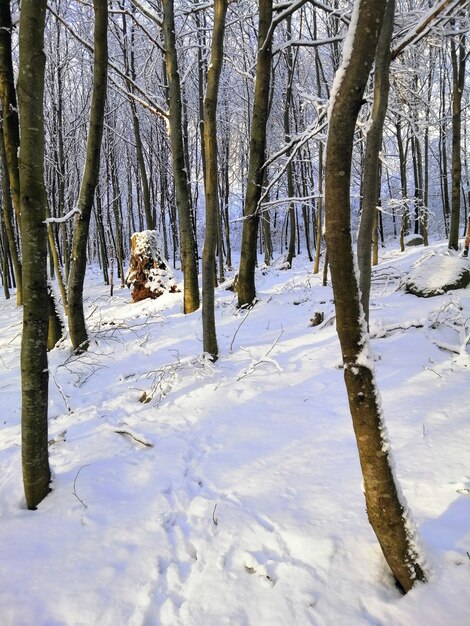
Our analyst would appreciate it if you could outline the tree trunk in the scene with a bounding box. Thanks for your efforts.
[18,0,51,509]
[396,119,409,251]
[67,0,108,352]
[120,5,155,231]
[0,0,21,220]
[448,24,466,250]
[357,0,394,325]
[284,15,296,268]
[162,0,200,313]
[202,0,227,360]
[0,1,22,304]
[237,0,273,307]
[0,123,22,305]
[325,0,426,593]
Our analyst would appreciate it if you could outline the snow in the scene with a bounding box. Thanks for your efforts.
[407,251,470,296]
[1,241,470,625]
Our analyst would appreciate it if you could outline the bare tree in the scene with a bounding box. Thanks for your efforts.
[162,0,200,313]
[448,13,466,250]
[202,0,228,360]
[67,0,108,352]
[357,0,395,325]
[325,0,426,592]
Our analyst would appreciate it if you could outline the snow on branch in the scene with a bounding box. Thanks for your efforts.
[129,0,163,27]
[392,0,467,59]
[48,5,168,120]
[44,208,81,224]
[273,0,350,26]
[273,36,344,55]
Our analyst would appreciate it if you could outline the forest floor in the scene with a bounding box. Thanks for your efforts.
[1,240,469,626]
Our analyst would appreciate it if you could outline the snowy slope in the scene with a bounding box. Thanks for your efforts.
[0,241,469,626]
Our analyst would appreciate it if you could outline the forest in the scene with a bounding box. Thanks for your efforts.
[1,0,469,624]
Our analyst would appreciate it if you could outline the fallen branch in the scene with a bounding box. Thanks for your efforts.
[237,328,284,381]
[72,464,90,509]
[114,429,153,447]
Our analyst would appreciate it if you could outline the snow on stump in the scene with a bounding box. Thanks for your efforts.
[406,253,470,298]
[404,234,424,247]
[125,230,179,303]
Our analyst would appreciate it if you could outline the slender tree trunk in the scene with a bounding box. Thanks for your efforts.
[45,206,68,315]
[67,0,108,352]
[313,144,323,274]
[284,16,296,268]
[448,25,466,250]
[120,6,154,231]
[0,1,22,304]
[439,50,451,236]
[202,0,227,360]
[0,124,22,304]
[18,0,51,509]
[162,0,200,313]
[95,186,109,284]
[325,0,426,593]
[396,119,409,251]
[238,0,273,307]
[357,0,394,325]
[1,213,10,298]
[0,0,21,219]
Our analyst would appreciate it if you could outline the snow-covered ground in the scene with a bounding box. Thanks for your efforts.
[1,241,469,626]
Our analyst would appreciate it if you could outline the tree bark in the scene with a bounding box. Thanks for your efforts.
[162,0,200,313]
[0,0,21,219]
[325,0,426,593]
[0,1,22,304]
[67,0,108,352]
[0,123,22,304]
[237,0,273,307]
[18,0,51,509]
[448,23,466,250]
[357,0,394,325]
[284,15,296,268]
[202,0,227,360]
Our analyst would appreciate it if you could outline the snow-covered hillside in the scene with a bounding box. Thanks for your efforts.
[1,242,469,625]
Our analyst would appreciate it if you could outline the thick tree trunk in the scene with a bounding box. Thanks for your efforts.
[237,0,273,307]
[357,0,394,325]
[202,0,227,360]
[325,0,426,593]
[162,0,200,313]
[67,0,108,352]
[18,0,51,509]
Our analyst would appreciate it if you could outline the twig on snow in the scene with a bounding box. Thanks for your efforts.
[230,308,252,353]
[114,429,153,447]
[72,464,90,509]
[237,327,284,381]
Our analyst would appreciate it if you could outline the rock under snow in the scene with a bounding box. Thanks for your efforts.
[404,234,424,247]
[406,252,470,297]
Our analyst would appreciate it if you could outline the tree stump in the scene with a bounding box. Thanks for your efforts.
[125,230,179,303]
